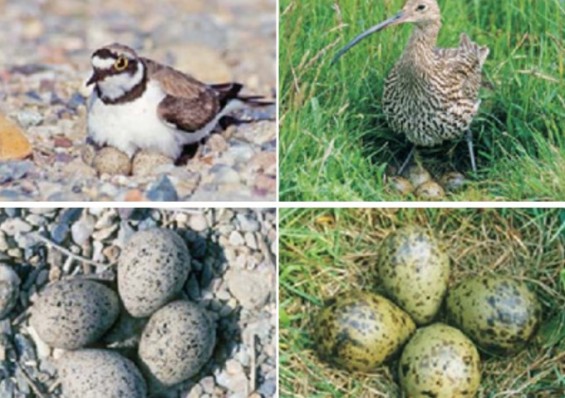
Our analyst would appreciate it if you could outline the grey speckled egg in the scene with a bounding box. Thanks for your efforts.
[446,275,541,356]
[399,323,481,398]
[313,291,416,371]
[30,280,119,349]
[0,264,20,319]
[378,226,450,325]
[58,349,147,398]
[139,300,216,387]
[118,228,191,318]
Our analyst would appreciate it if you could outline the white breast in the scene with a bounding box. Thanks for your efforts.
[87,81,247,160]
[87,81,182,159]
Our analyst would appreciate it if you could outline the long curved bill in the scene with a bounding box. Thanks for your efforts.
[332,12,404,65]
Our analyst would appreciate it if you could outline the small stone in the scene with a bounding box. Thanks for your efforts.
[207,134,228,153]
[254,173,276,193]
[14,110,43,128]
[229,231,245,246]
[0,219,32,236]
[249,152,276,175]
[93,147,132,176]
[0,161,34,184]
[132,150,174,176]
[71,217,95,246]
[415,180,446,200]
[237,214,260,233]
[0,264,20,319]
[189,214,208,232]
[50,223,70,244]
[186,384,203,398]
[212,165,241,184]
[214,359,248,394]
[0,114,33,160]
[244,232,258,250]
[185,274,201,301]
[225,269,272,309]
[199,376,215,394]
[54,135,73,148]
[146,175,179,201]
[258,378,277,397]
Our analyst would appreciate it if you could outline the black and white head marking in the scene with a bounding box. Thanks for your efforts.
[88,44,147,104]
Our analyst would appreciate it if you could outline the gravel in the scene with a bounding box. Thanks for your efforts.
[0,0,276,201]
[0,207,277,398]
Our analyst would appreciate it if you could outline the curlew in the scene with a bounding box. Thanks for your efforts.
[332,0,489,173]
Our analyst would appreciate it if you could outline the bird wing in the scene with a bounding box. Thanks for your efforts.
[143,58,220,131]
[435,35,487,99]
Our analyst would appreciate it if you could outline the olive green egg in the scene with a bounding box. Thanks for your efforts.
[378,226,449,325]
[399,323,481,398]
[445,276,541,355]
[313,290,416,372]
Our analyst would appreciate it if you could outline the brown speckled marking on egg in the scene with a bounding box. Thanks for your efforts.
[399,323,481,398]
[58,349,147,398]
[118,228,191,317]
[313,291,416,371]
[445,276,541,355]
[139,300,216,388]
[377,226,449,325]
[30,280,119,350]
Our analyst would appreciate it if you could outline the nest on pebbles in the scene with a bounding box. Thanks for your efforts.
[0,207,277,398]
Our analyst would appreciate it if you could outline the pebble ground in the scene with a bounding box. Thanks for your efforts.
[0,207,277,398]
[0,0,276,201]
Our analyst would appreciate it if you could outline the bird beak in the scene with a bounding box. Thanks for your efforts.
[86,70,102,86]
[332,11,405,65]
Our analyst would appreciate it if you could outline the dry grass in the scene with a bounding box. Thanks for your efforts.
[279,208,565,397]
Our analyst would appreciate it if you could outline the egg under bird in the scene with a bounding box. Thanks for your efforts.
[333,0,489,173]
[86,43,271,160]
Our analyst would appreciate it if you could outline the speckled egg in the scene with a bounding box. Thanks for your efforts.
[30,280,119,349]
[378,226,449,325]
[0,264,20,319]
[415,181,446,200]
[138,300,216,387]
[118,228,191,317]
[58,349,147,398]
[446,275,541,355]
[399,323,481,398]
[313,291,416,371]
[93,146,132,176]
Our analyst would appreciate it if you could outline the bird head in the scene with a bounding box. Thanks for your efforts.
[87,43,146,101]
[398,0,441,27]
[332,0,441,64]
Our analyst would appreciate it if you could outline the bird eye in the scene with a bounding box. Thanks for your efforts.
[416,4,427,11]
[114,56,129,71]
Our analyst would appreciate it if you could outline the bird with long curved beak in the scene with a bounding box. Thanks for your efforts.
[333,0,489,174]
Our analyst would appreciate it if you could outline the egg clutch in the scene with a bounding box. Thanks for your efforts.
[313,226,541,397]
[29,228,215,396]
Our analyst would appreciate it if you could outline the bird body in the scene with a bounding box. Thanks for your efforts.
[87,43,267,160]
[332,0,489,172]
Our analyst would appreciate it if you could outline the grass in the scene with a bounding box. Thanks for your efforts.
[279,208,565,397]
[279,0,565,201]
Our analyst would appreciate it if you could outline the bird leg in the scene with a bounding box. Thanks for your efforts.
[397,146,416,176]
[466,130,477,173]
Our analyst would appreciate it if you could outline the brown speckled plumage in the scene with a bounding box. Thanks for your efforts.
[333,0,489,172]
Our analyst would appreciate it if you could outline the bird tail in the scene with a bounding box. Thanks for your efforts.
[460,33,489,68]
[211,83,274,109]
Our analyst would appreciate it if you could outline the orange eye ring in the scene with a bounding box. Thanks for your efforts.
[114,56,129,71]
